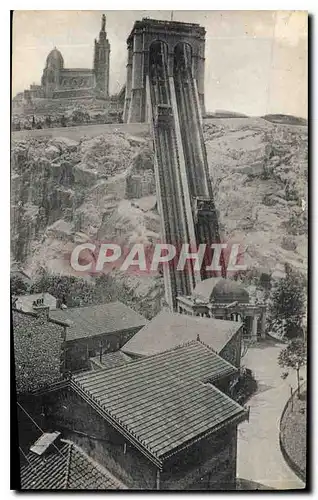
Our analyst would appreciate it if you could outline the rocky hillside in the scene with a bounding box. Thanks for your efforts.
[204,118,307,279]
[11,117,307,316]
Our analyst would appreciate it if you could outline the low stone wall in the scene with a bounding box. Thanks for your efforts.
[279,381,306,483]
[12,122,150,141]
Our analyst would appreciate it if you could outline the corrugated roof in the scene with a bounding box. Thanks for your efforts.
[20,440,124,490]
[49,301,147,341]
[73,341,246,461]
[121,310,241,356]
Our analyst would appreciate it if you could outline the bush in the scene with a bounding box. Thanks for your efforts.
[30,271,115,308]
[231,367,258,404]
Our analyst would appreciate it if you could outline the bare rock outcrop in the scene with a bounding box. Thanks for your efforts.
[11,118,307,317]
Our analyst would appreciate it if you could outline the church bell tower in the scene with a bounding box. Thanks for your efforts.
[94,14,111,97]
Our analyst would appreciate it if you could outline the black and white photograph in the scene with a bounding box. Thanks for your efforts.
[10,9,308,491]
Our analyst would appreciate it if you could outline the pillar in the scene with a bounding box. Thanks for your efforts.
[123,44,133,123]
[197,40,205,116]
[260,312,266,339]
[128,33,145,123]
[252,315,258,342]
[168,50,174,77]
[105,44,110,98]
[156,469,160,490]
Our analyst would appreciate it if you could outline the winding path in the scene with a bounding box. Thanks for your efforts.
[237,340,306,490]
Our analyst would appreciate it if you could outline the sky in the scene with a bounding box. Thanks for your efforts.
[12,10,308,117]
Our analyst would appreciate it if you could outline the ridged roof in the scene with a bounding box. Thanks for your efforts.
[193,278,250,304]
[73,341,246,462]
[20,440,123,490]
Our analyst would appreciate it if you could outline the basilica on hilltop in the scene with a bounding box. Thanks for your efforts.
[23,14,110,100]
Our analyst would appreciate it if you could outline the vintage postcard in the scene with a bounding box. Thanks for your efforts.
[11,10,308,491]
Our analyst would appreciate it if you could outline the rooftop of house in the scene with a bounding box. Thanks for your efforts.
[73,341,246,464]
[20,439,125,490]
[14,293,57,313]
[49,301,147,342]
[121,310,242,357]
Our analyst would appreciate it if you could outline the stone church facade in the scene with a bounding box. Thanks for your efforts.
[26,14,110,100]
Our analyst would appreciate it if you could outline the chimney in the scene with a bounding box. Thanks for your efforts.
[196,334,200,341]
[32,298,50,321]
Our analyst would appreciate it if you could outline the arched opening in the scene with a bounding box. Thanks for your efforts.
[148,41,169,105]
[173,42,192,75]
[148,41,168,81]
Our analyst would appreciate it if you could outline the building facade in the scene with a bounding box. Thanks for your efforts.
[177,278,267,342]
[49,301,147,373]
[12,300,146,376]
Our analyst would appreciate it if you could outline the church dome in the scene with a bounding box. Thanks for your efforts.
[193,277,249,304]
[46,48,64,68]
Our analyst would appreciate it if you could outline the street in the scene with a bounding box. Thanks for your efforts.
[237,339,306,490]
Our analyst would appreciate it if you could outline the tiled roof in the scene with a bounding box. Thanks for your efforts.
[20,442,69,490]
[20,440,124,490]
[73,341,246,462]
[90,351,133,370]
[121,310,241,356]
[49,301,147,341]
[66,442,123,489]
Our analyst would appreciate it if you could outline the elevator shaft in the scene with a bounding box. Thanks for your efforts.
[147,42,225,311]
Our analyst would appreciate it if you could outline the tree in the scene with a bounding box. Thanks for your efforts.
[10,275,29,296]
[29,270,115,308]
[267,263,306,340]
[278,338,307,397]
